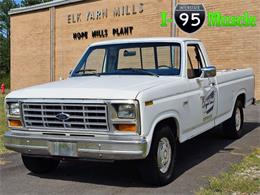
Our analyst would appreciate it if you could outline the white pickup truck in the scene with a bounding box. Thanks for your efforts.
[4,38,255,185]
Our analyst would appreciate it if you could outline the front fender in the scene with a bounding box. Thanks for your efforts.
[145,110,181,156]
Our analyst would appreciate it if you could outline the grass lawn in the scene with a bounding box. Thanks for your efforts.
[0,92,10,154]
[197,148,260,194]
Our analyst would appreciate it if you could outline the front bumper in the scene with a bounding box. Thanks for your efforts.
[4,131,148,160]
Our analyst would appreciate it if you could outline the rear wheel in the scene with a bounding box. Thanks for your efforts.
[22,155,60,174]
[223,100,244,139]
[139,124,177,186]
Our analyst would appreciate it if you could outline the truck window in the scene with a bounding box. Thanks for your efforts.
[141,47,155,69]
[117,47,156,70]
[157,46,181,69]
[72,43,182,77]
[79,48,106,74]
[187,45,203,79]
[118,48,141,69]
[118,45,180,71]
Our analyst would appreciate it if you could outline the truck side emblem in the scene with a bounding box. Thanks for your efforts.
[56,113,70,121]
[202,86,217,121]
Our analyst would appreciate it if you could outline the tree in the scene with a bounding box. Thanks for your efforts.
[21,0,52,7]
[0,0,18,75]
[0,35,8,74]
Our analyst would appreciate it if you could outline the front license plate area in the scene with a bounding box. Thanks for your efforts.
[48,142,77,157]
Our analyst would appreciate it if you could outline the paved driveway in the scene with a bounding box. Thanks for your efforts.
[0,105,259,195]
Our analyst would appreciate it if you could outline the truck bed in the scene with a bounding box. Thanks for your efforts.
[215,68,254,126]
[216,68,254,84]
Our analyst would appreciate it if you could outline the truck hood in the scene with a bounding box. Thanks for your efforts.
[6,76,179,100]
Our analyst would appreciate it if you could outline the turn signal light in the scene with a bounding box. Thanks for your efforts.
[9,119,22,127]
[115,124,137,132]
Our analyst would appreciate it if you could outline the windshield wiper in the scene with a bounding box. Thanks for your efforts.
[75,69,101,77]
[119,68,159,77]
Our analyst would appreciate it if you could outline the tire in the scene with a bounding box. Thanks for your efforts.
[139,124,177,186]
[223,100,244,139]
[22,155,60,174]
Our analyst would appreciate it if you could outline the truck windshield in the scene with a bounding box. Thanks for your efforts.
[71,43,181,77]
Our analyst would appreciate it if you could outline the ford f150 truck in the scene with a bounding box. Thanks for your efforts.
[4,38,255,185]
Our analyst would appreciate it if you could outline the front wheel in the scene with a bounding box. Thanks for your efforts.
[223,100,244,139]
[139,124,177,186]
[22,155,60,174]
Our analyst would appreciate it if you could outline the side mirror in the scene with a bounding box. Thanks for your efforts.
[201,66,216,78]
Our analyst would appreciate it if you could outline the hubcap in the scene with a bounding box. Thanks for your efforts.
[157,137,172,173]
[235,108,241,131]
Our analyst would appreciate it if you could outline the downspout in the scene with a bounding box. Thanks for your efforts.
[50,7,55,82]
[172,0,177,37]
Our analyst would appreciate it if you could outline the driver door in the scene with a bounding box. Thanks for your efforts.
[182,43,217,135]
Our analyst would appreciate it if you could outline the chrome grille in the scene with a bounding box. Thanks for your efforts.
[22,103,109,131]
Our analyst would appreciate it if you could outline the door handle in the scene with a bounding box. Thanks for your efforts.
[183,100,189,106]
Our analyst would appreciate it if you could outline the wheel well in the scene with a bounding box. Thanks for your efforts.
[237,93,246,108]
[154,118,178,138]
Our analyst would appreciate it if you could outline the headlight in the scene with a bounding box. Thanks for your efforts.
[117,104,136,119]
[8,103,20,116]
[109,101,140,133]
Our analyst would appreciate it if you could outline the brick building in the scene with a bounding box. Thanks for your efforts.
[9,0,260,99]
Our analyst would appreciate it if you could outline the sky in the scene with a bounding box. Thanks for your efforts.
[15,0,22,4]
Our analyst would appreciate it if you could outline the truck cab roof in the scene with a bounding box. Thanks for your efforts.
[90,37,200,47]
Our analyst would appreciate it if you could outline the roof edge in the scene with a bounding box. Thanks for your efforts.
[9,0,83,15]
[90,37,200,47]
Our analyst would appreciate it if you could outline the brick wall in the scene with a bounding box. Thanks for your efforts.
[10,10,51,90]
[10,0,172,88]
[54,0,172,80]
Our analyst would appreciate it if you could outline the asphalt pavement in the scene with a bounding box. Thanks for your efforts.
[0,105,259,195]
